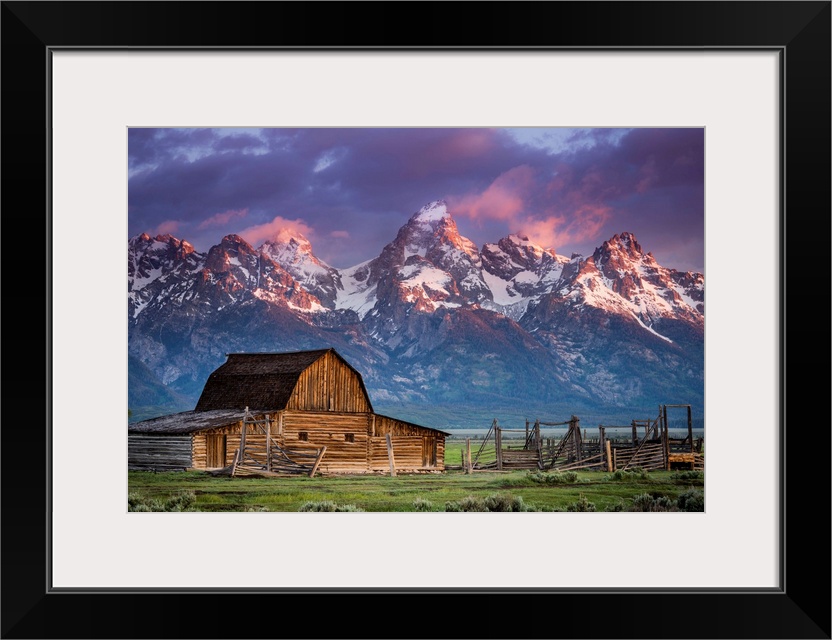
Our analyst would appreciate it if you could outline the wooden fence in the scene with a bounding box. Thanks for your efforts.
[455,405,703,474]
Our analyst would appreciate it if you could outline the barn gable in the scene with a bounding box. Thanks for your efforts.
[194,348,373,413]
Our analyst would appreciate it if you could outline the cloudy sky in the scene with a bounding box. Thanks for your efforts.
[128,127,704,273]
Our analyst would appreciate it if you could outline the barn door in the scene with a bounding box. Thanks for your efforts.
[206,434,227,467]
[422,437,437,467]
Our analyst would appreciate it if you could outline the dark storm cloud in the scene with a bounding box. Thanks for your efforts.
[552,128,705,269]
[128,127,704,272]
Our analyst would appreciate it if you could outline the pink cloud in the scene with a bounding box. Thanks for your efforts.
[197,208,248,229]
[154,220,180,235]
[237,216,315,247]
[447,165,535,222]
[440,129,496,158]
[330,230,350,239]
[516,204,611,251]
[514,216,566,250]
[447,165,612,253]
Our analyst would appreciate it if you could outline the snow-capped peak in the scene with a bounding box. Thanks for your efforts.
[601,232,643,260]
[504,234,555,260]
[267,228,313,252]
[129,232,195,254]
[411,200,450,225]
[259,229,340,307]
[260,229,331,271]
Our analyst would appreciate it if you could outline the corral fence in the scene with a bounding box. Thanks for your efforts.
[455,404,703,473]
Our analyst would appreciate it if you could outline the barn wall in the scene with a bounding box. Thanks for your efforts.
[128,434,192,471]
[137,410,445,474]
[192,420,244,469]
[281,410,370,473]
[198,417,284,468]
[369,435,446,472]
[372,416,446,470]
[436,438,446,471]
[287,351,371,413]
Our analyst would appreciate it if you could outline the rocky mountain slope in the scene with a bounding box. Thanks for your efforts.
[128,201,704,425]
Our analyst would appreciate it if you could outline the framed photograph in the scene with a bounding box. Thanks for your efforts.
[3,2,829,638]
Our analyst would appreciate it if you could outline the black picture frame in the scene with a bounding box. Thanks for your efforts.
[2,2,829,638]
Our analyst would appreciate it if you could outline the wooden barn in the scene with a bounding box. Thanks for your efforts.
[128,348,448,475]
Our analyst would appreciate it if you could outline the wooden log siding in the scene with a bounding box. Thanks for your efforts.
[287,351,370,413]
[192,417,283,469]
[128,434,192,471]
[281,411,370,473]
[373,415,436,437]
[371,437,422,471]
[135,409,444,474]
[436,439,445,470]
[191,420,245,469]
[372,415,446,471]
[368,436,444,472]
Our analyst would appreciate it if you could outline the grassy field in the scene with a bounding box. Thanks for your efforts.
[128,442,704,512]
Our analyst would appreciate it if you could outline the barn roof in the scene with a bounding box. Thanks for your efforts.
[129,409,450,437]
[193,348,373,412]
[128,409,245,434]
[376,413,452,436]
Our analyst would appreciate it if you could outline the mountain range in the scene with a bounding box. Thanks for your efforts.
[128,200,704,427]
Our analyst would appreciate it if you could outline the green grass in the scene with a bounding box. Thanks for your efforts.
[128,464,703,512]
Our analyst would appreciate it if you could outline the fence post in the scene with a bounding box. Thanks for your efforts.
[386,434,397,477]
[599,426,606,469]
[687,405,694,453]
[495,426,503,471]
[535,420,542,464]
[466,438,472,474]
[265,414,271,472]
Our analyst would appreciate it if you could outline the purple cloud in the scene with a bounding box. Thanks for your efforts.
[197,208,249,230]
[128,127,704,272]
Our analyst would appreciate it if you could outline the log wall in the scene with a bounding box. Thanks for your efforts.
[374,414,436,436]
[368,435,445,472]
[287,351,371,413]
[282,411,371,473]
[197,416,276,468]
[135,409,446,474]
[128,434,192,471]
[192,420,244,469]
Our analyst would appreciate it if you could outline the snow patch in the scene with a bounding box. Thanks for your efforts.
[130,267,164,291]
[631,313,673,343]
[132,300,149,318]
[288,299,326,313]
[670,283,703,313]
[482,269,522,305]
[403,244,427,260]
[334,259,378,319]
[400,266,451,292]
[513,270,538,284]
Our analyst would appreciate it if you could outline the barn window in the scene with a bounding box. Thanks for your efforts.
[345,433,355,443]
[298,432,308,441]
